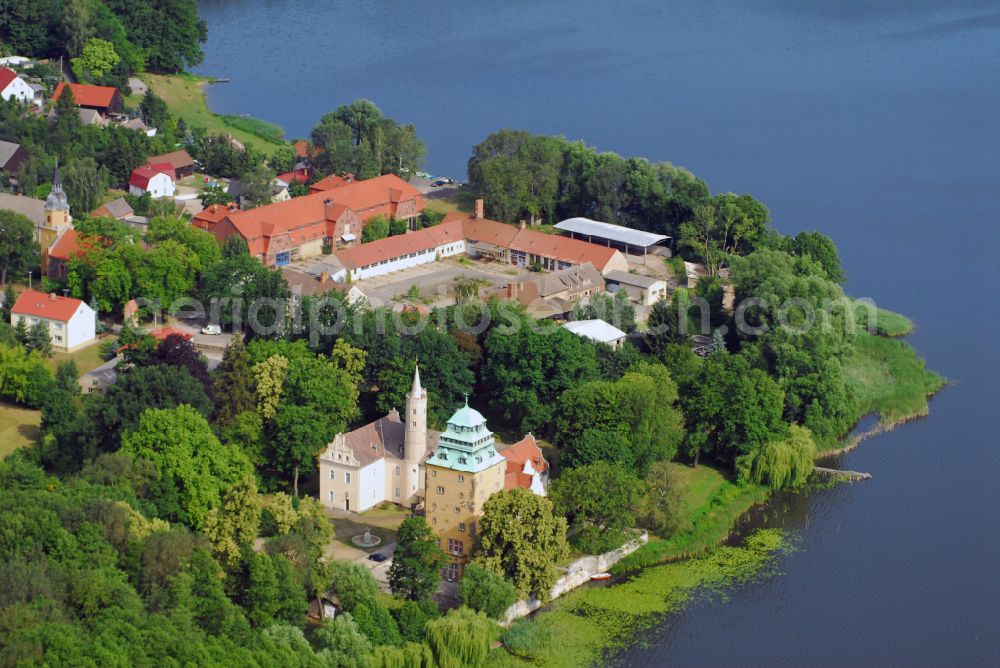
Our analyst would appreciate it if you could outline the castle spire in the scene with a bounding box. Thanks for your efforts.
[410,363,422,397]
[52,158,62,190]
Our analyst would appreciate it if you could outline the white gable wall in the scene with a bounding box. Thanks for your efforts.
[1,76,34,105]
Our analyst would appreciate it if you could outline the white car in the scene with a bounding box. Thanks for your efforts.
[200,324,222,335]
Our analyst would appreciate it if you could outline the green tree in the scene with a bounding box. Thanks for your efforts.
[476,489,568,601]
[199,183,230,207]
[550,462,643,553]
[482,324,599,435]
[63,157,110,214]
[269,145,298,173]
[213,334,256,427]
[240,549,279,626]
[736,424,817,490]
[388,218,408,237]
[139,89,170,129]
[361,215,390,243]
[26,320,52,356]
[103,0,207,73]
[457,562,517,620]
[120,405,253,528]
[388,515,443,601]
[786,230,845,282]
[314,613,373,667]
[71,37,119,81]
[238,164,276,210]
[0,210,39,285]
[321,560,379,612]
[271,404,330,497]
[204,477,262,570]
[636,461,692,537]
[424,607,493,668]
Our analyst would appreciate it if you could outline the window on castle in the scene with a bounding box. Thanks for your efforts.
[395,487,400,498]
[345,472,351,483]
[328,490,334,501]
[459,523,466,532]
[412,421,416,427]
[329,470,334,479]
[436,486,444,494]
[395,465,400,476]
[458,475,465,483]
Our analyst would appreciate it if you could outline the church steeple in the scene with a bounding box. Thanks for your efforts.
[45,159,70,213]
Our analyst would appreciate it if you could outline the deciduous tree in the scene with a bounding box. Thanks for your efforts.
[388,515,443,601]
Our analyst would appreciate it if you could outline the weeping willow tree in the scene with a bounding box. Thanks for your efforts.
[370,642,435,668]
[424,607,493,668]
[737,424,817,490]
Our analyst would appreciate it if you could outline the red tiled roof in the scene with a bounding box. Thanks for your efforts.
[509,228,618,270]
[11,289,86,322]
[150,326,192,341]
[309,174,351,193]
[0,67,18,91]
[47,229,84,262]
[294,140,310,159]
[276,169,310,185]
[444,211,620,271]
[337,230,438,270]
[129,163,175,190]
[500,434,549,492]
[422,219,465,246]
[192,204,237,229]
[219,174,423,259]
[53,82,118,109]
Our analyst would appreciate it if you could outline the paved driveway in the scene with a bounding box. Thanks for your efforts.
[357,260,520,306]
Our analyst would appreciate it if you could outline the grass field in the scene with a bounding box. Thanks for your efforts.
[843,330,944,424]
[143,73,287,153]
[0,401,41,458]
[612,464,770,572]
[47,337,111,375]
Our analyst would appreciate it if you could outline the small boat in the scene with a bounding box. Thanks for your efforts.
[590,572,612,582]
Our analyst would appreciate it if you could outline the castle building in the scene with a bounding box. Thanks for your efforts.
[317,365,550,583]
[424,402,508,581]
[318,366,436,513]
[38,163,72,274]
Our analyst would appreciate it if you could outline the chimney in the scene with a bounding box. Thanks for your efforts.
[345,173,354,183]
[519,219,526,231]
[506,281,516,299]
[474,198,484,220]
[319,271,330,283]
[49,293,57,301]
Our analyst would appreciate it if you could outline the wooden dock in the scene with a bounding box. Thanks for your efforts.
[813,466,872,481]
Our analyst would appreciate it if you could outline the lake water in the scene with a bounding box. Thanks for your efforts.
[195,1,1000,664]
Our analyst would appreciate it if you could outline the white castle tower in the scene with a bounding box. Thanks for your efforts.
[402,364,428,506]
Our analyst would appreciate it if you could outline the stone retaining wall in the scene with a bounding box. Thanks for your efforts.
[500,531,648,626]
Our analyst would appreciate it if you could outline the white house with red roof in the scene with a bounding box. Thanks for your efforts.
[129,163,176,199]
[499,434,549,496]
[10,290,96,351]
[0,67,37,107]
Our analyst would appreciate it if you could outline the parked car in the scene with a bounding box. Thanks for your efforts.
[367,552,388,562]
[201,324,222,335]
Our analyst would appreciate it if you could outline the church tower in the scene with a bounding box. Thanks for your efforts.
[40,161,72,273]
[402,364,428,506]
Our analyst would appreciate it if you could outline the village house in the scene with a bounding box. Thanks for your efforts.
[192,202,238,230]
[90,197,133,221]
[210,173,423,267]
[603,270,668,305]
[486,261,605,319]
[0,140,28,177]
[129,163,176,199]
[500,434,549,496]
[53,82,124,116]
[0,193,44,227]
[0,66,38,107]
[10,290,96,352]
[335,219,466,281]
[281,267,368,305]
[146,150,196,179]
[46,229,85,280]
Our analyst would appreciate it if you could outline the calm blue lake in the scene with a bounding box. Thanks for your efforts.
[195,1,1000,664]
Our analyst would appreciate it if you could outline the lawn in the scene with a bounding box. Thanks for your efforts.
[143,73,287,153]
[425,189,477,215]
[326,504,408,555]
[612,463,770,572]
[47,336,111,375]
[0,401,41,458]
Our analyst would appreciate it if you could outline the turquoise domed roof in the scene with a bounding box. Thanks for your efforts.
[446,400,486,430]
